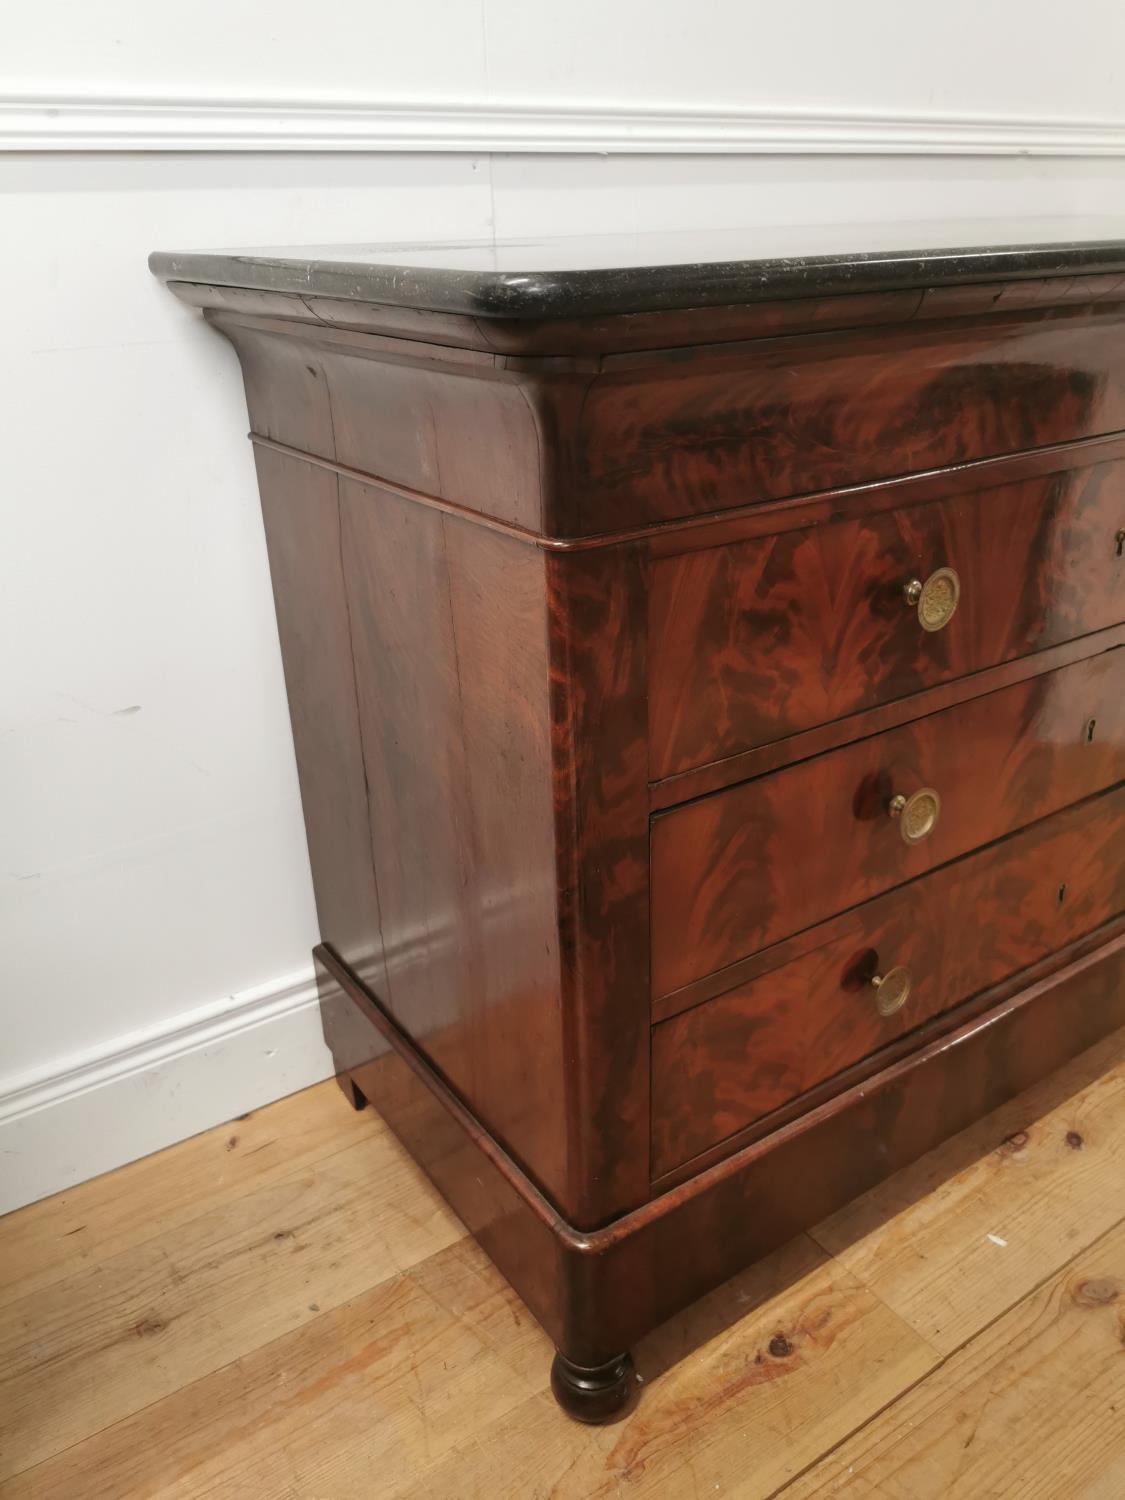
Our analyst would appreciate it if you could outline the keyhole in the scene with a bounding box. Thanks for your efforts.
[1086,718,1097,744]
[1058,883,1068,905]
[1116,529,1125,557]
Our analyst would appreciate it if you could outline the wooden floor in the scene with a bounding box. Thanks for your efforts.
[3,1034,1125,1498]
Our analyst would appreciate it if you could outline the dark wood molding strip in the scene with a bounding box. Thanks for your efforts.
[251,428,1125,556]
[650,627,1125,812]
[249,435,550,550]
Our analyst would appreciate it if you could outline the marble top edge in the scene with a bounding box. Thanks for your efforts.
[149,218,1125,320]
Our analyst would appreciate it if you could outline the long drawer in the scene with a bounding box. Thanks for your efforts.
[582,312,1125,532]
[651,649,1125,999]
[649,459,1125,779]
[651,784,1125,1177]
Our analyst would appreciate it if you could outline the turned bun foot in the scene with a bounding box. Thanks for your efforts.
[550,1350,636,1423]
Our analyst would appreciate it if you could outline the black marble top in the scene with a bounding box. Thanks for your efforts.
[150,217,1125,320]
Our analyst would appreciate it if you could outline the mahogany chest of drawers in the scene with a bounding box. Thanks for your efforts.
[153,226,1125,1421]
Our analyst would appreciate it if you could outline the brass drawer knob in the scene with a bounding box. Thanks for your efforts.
[903,567,960,631]
[871,965,912,1016]
[888,786,941,844]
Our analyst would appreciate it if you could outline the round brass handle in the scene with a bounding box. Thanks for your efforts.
[888,786,941,844]
[904,567,960,632]
[871,965,912,1017]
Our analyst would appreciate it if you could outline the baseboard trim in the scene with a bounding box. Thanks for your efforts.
[0,965,333,1215]
[4,93,1125,155]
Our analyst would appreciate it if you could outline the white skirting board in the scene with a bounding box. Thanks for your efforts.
[0,968,333,1216]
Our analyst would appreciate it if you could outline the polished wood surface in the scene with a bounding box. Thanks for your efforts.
[6,1033,1125,1496]
[578,308,1125,531]
[652,787,1125,1175]
[602,937,1125,1355]
[178,259,1125,1417]
[219,314,555,533]
[334,479,574,1207]
[545,546,653,1220]
[254,444,388,999]
[652,650,1125,996]
[227,325,655,1229]
[318,932,1125,1369]
[649,457,1125,776]
[651,620,1125,811]
[212,299,1125,539]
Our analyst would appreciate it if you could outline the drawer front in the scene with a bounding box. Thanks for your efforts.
[651,784,1125,1177]
[651,650,1125,998]
[580,311,1125,533]
[649,459,1125,779]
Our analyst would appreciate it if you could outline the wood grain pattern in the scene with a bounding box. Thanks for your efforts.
[198,265,1125,1415]
[0,1123,462,1481]
[579,308,1125,531]
[255,444,388,999]
[652,787,1125,1175]
[312,933,1125,1375]
[0,1083,374,1316]
[595,937,1125,1359]
[812,1028,1125,1355]
[216,311,606,537]
[788,1218,1125,1498]
[6,1032,1125,1497]
[651,622,1125,812]
[335,476,573,1209]
[651,922,1125,1188]
[1,1229,935,1500]
[315,947,572,1362]
[389,1238,937,1500]
[650,457,1125,777]
[249,453,657,1229]
[546,545,653,1223]
[217,313,560,533]
[637,430,1125,564]
[652,651,1125,995]
[216,297,1125,538]
[1,1238,549,1499]
[256,425,1125,562]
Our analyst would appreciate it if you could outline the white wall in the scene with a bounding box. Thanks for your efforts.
[0,152,495,1211]
[5,0,1125,152]
[4,3,1125,1211]
[8,0,1118,113]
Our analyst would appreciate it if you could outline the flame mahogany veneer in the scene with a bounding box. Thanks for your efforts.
[156,239,1125,1422]
[652,787,1125,1176]
[651,650,1125,997]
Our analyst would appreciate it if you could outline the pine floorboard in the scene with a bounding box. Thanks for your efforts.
[3,1029,1124,1498]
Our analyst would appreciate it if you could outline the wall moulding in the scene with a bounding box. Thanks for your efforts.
[5,94,1125,154]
